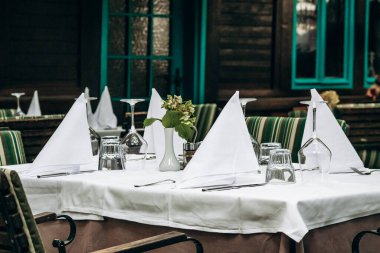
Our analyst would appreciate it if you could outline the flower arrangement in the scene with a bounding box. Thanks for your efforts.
[143,95,196,142]
[320,90,340,109]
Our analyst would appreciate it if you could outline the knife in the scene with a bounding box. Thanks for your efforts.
[37,170,96,178]
[202,182,267,192]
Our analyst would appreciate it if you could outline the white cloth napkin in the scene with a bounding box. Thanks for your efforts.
[93,86,117,129]
[302,89,364,172]
[177,91,259,188]
[27,93,94,176]
[26,90,42,116]
[143,88,185,161]
[84,87,98,129]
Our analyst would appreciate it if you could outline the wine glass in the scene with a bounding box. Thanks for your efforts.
[120,99,148,161]
[11,92,25,116]
[298,101,332,178]
[239,98,260,161]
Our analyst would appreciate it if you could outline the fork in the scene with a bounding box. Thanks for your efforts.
[350,167,380,175]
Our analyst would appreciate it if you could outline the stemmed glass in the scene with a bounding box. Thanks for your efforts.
[11,93,25,116]
[239,98,260,160]
[298,101,332,177]
[120,99,148,161]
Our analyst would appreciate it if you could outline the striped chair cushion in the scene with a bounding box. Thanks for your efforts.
[357,149,380,169]
[0,109,16,120]
[288,110,307,118]
[246,116,350,162]
[0,131,27,166]
[0,169,45,252]
[194,104,218,142]
[0,114,65,121]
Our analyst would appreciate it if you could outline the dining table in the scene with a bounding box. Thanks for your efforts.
[6,160,380,253]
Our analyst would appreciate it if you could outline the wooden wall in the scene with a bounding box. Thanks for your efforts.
[205,0,370,116]
[0,0,101,114]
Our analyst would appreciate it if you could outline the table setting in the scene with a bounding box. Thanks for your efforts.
[4,88,380,247]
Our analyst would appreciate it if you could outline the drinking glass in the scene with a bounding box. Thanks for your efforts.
[239,98,260,159]
[298,101,332,175]
[98,139,125,170]
[259,142,282,165]
[11,92,25,116]
[265,149,296,184]
[120,99,148,161]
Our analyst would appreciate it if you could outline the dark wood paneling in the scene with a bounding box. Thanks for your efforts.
[206,0,274,101]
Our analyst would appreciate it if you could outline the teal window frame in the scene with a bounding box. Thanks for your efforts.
[100,0,207,103]
[364,0,376,88]
[291,0,355,90]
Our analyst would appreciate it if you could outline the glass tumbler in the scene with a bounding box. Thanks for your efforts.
[98,139,125,171]
[265,149,296,184]
[259,142,282,165]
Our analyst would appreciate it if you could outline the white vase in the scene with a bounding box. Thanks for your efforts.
[159,128,181,171]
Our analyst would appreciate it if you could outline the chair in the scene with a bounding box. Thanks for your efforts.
[0,168,204,253]
[357,149,380,169]
[352,227,380,253]
[0,109,16,120]
[0,130,27,166]
[246,116,350,162]
[194,104,218,142]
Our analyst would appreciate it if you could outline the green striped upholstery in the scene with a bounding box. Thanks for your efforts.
[246,116,350,162]
[194,104,218,142]
[0,131,27,166]
[357,149,380,169]
[0,109,16,120]
[0,169,45,252]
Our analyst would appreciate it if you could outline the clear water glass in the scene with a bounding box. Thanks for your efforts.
[239,98,260,159]
[98,139,125,171]
[11,92,25,116]
[259,142,282,165]
[120,99,148,161]
[265,149,296,184]
[298,101,332,176]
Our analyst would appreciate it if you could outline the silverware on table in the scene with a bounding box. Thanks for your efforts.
[350,167,380,175]
[202,182,268,192]
[134,179,176,187]
[37,170,96,178]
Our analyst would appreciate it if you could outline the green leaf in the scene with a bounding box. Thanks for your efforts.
[143,118,161,127]
[175,123,194,142]
[162,110,182,128]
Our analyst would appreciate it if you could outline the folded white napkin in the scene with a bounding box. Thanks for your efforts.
[93,86,117,129]
[177,91,259,188]
[84,87,98,129]
[302,89,364,172]
[28,93,94,176]
[143,88,185,162]
[26,90,42,116]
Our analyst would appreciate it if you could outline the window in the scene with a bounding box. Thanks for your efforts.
[292,0,355,89]
[100,0,207,104]
[364,0,380,88]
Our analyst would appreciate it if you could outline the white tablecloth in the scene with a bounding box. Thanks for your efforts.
[7,162,380,242]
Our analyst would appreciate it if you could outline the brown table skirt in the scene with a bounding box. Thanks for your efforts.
[37,214,380,253]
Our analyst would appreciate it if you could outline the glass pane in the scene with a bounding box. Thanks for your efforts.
[153,18,170,56]
[131,0,149,14]
[131,17,148,56]
[368,0,380,79]
[325,0,345,78]
[109,17,126,55]
[295,0,317,78]
[108,60,126,97]
[109,0,126,12]
[154,0,170,15]
[131,60,148,97]
[153,60,170,95]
